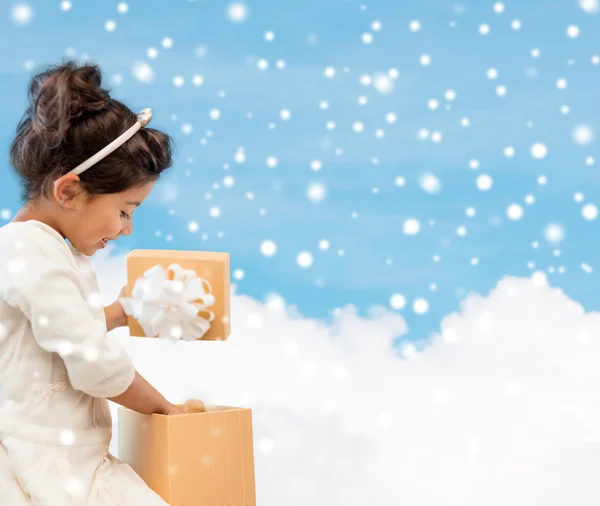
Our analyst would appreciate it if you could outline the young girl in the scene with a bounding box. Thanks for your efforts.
[0,61,184,504]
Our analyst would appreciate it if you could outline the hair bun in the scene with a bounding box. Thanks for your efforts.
[29,60,110,148]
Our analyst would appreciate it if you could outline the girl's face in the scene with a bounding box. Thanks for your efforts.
[65,182,155,256]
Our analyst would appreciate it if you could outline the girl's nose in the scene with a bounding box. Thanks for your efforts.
[120,220,133,237]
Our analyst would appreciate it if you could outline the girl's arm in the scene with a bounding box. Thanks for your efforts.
[1,226,180,415]
[108,370,183,415]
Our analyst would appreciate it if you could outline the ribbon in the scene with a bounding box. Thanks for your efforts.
[119,263,216,341]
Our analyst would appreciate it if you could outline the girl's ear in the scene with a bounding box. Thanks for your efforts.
[52,173,84,210]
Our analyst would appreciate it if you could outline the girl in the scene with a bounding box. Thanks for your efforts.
[0,61,183,504]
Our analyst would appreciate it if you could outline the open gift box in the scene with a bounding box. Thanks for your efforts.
[123,249,230,341]
[118,405,256,506]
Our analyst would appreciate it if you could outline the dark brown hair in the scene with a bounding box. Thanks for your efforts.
[10,60,174,202]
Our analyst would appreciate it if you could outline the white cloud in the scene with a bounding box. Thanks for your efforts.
[92,251,600,505]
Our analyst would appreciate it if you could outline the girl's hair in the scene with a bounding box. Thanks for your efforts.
[10,60,174,202]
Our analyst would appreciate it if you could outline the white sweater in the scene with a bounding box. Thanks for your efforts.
[0,219,135,443]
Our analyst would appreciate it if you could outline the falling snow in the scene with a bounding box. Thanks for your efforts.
[579,0,600,13]
[531,143,548,159]
[11,4,33,25]
[226,2,248,23]
[572,125,594,145]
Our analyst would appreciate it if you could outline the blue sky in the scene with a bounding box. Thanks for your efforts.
[0,0,599,346]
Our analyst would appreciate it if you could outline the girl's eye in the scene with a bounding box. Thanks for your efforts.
[120,211,131,220]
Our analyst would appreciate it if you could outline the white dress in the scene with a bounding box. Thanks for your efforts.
[0,220,169,505]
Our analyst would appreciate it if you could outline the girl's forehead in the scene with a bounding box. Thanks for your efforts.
[120,182,155,201]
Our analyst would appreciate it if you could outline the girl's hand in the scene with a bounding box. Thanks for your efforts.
[118,285,128,300]
[104,286,128,331]
[165,403,185,415]
[113,285,128,326]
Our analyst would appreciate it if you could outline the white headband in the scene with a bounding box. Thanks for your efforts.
[67,108,153,176]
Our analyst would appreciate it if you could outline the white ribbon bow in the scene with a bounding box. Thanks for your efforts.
[119,263,216,341]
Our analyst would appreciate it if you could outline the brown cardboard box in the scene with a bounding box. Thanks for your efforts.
[118,406,257,506]
[126,249,230,341]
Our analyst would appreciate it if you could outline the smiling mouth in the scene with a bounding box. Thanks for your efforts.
[101,238,108,246]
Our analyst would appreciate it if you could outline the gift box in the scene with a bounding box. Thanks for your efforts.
[123,249,230,341]
[118,406,257,506]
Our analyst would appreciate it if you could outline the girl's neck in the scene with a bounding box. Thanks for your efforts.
[11,201,67,239]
